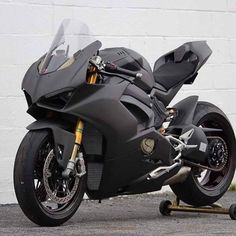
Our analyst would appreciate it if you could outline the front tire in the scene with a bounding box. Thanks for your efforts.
[14,130,86,226]
[170,102,236,206]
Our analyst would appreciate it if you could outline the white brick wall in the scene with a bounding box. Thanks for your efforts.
[0,0,236,203]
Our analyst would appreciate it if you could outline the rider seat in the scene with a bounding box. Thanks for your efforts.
[153,43,199,90]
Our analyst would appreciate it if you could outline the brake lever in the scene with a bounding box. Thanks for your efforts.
[104,62,143,79]
[89,58,143,82]
[99,70,135,84]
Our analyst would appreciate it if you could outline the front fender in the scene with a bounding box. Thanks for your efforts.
[27,120,75,169]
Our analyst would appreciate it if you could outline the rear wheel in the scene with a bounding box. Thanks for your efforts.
[171,102,236,206]
[14,130,86,226]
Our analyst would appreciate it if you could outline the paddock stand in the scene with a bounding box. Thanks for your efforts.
[159,196,236,220]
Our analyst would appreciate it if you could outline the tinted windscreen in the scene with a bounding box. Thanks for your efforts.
[39,19,95,74]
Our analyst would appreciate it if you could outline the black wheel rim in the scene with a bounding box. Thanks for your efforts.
[194,114,233,191]
[33,135,81,213]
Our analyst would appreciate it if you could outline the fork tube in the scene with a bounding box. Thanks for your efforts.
[87,66,97,84]
[62,64,98,178]
[66,66,97,168]
[70,120,84,162]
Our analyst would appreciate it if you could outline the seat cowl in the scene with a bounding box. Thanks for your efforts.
[153,41,212,91]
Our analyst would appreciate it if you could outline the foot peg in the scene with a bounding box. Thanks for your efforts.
[165,131,197,153]
[147,129,197,181]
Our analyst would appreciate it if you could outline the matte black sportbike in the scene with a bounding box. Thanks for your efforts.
[14,19,236,226]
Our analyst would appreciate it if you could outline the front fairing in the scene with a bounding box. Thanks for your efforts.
[22,40,102,105]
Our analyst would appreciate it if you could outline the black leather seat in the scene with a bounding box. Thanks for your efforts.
[153,61,195,90]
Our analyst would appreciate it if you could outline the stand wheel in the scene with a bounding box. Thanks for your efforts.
[159,200,172,216]
[229,204,236,220]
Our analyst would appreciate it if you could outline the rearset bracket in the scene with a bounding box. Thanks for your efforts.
[147,129,198,181]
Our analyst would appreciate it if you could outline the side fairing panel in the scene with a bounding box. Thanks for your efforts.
[63,82,173,198]
[64,81,138,156]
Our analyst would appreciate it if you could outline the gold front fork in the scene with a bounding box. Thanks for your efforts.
[63,66,97,177]
[70,121,84,162]
[73,66,97,155]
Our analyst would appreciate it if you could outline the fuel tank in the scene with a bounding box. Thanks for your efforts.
[99,47,155,92]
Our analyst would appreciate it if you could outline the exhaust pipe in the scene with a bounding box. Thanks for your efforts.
[163,167,191,185]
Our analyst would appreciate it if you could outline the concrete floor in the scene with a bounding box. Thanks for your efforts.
[1,191,236,236]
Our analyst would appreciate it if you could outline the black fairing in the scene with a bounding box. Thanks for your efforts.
[25,68,173,199]
[22,41,102,104]
[23,40,213,199]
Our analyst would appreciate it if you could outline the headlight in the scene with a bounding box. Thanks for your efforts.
[38,90,74,109]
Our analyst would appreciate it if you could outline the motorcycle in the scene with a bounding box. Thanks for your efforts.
[14,19,236,226]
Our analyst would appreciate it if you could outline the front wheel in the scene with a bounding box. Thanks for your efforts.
[171,102,236,206]
[14,130,86,226]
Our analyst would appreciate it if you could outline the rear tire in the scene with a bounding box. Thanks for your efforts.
[170,102,236,206]
[14,130,86,226]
